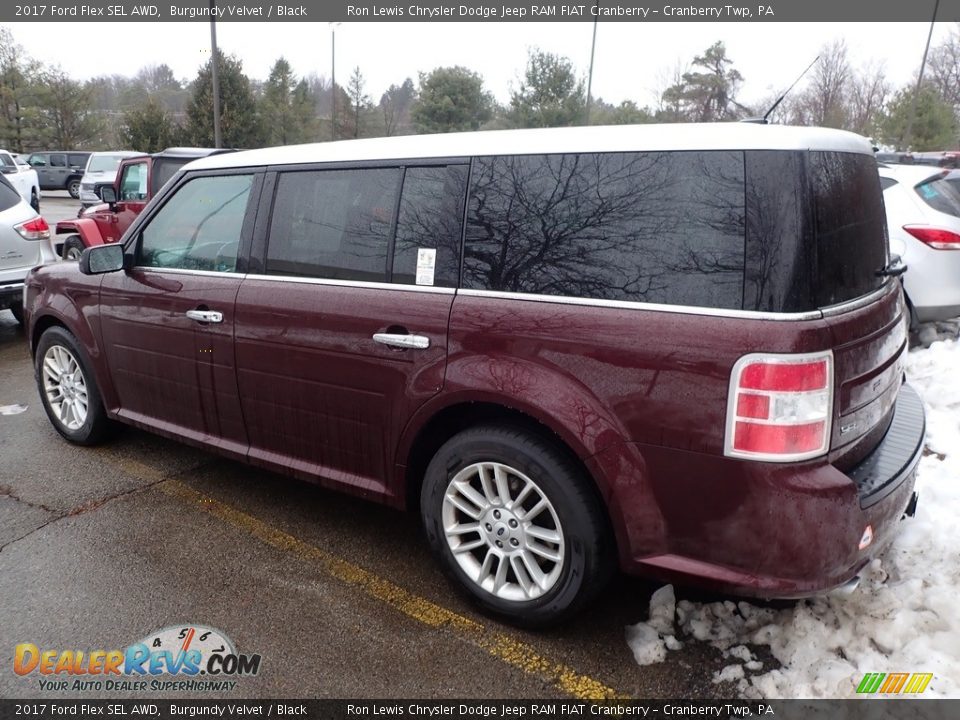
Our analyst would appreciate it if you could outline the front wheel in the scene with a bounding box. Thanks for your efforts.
[62,235,84,261]
[35,326,115,445]
[67,178,81,199]
[421,425,613,627]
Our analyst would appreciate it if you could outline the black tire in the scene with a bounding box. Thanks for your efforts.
[30,188,40,213]
[9,304,24,326]
[35,326,115,445]
[421,425,613,627]
[67,177,81,199]
[62,235,85,261]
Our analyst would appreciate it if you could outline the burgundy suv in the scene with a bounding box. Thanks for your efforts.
[22,125,923,626]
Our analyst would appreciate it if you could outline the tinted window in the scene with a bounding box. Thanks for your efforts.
[119,162,148,201]
[392,165,467,287]
[0,152,15,169]
[152,157,191,196]
[28,155,47,167]
[915,177,960,217]
[464,152,745,309]
[50,154,66,167]
[267,168,400,282]
[744,151,815,313]
[139,174,254,272]
[68,154,88,167]
[0,173,21,212]
[879,176,898,191]
[810,152,887,306]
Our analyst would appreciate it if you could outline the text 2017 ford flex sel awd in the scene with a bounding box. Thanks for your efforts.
[22,124,924,626]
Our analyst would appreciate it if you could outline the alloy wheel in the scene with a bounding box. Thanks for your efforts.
[41,345,88,431]
[441,461,565,602]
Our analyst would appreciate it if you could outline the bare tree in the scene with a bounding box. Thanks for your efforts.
[848,61,890,137]
[929,23,960,110]
[792,40,850,128]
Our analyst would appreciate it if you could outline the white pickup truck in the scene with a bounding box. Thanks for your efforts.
[0,149,41,211]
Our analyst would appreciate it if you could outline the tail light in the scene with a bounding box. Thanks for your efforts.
[903,225,960,250]
[725,351,834,462]
[14,216,50,241]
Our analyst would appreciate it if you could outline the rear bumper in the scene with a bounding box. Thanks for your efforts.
[0,280,24,308]
[607,383,925,598]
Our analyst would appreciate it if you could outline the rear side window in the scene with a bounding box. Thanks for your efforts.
[914,176,960,217]
[50,154,66,167]
[810,152,888,306]
[392,165,467,287]
[0,173,21,212]
[68,154,88,167]
[267,168,401,282]
[152,158,189,196]
[463,152,745,309]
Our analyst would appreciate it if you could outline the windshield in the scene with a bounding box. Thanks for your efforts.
[87,154,129,173]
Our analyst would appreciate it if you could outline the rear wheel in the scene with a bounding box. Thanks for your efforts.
[9,304,24,326]
[67,177,81,199]
[35,326,115,445]
[420,425,612,627]
[63,236,84,261]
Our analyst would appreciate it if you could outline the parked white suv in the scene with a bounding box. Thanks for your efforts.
[79,151,141,207]
[0,149,41,212]
[879,163,960,323]
[0,173,54,325]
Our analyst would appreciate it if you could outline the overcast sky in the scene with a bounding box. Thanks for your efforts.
[5,21,955,109]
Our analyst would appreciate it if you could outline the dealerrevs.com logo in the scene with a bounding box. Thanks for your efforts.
[14,625,262,692]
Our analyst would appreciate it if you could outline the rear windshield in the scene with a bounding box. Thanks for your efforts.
[0,174,21,212]
[915,176,960,217]
[809,152,888,307]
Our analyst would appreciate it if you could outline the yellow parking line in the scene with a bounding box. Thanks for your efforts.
[138,476,626,700]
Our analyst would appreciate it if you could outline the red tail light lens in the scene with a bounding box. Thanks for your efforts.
[725,351,833,462]
[14,216,50,241]
[903,225,960,250]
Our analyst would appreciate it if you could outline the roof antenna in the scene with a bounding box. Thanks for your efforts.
[761,55,820,124]
[741,56,820,124]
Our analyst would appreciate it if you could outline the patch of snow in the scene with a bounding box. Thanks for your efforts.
[625,339,960,698]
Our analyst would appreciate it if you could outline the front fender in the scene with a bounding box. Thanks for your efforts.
[54,217,108,248]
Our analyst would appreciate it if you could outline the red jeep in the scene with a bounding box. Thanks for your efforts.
[55,147,233,260]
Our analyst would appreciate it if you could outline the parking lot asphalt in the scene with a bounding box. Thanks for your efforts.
[0,195,735,700]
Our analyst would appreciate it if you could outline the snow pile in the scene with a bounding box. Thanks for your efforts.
[626,339,960,698]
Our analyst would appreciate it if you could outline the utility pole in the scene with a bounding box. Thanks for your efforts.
[330,22,341,141]
[210,0,222,148]
[585,3,599,125]
[903,0,940,151]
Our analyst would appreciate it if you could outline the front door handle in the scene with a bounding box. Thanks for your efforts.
[373,333,430,350]
[186,309,223,324]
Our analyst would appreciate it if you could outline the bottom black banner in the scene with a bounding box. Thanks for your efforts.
[0,700,954,720]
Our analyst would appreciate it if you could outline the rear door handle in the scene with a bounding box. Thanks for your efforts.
[186,309,223,324]
[373,333,430,350]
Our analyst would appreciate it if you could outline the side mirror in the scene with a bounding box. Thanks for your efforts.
[99,185,118,204]
[79,244,126,275]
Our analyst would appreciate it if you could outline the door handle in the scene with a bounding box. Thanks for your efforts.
[373,333,430,350]
[186,309,223,324]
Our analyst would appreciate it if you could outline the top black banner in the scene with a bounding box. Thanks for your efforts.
[1,0,957,23]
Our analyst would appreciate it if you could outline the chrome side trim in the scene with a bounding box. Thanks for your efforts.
[137,267,242,278]
[457,288,824,321]
[243,273,456,295]
[819,282,894,318]
[0,282,25,290]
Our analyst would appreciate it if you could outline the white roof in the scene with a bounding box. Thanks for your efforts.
[185,123,874,172]
[877,163,947,185]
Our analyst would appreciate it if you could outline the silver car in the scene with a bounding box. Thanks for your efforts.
[879,163,960,322]
[79,151,141,207]
[0,173,56,325]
